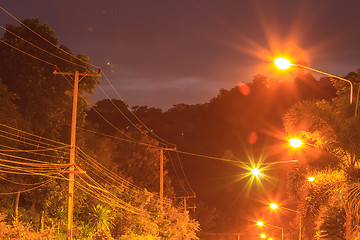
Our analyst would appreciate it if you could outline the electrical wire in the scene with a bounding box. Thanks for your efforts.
[0,8,250,218]
[0,8,239,166]
[95,72,176,148]
[0,178,54,195]
[88,75,162,145]
[0,25,87,70]
[0,39,57,68]
[166,151,189,196]
[76,126,160,149]
[57,72,144,144]
[0,173,53,186]
[0,123,69,147]
[0,6,100,70]
[174,151,195,195]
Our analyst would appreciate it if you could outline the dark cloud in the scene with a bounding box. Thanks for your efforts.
[1,0,360,109]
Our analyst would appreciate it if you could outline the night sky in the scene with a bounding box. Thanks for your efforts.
[1,0,360,110]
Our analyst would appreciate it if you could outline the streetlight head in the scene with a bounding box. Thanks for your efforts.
[289,138,303,148]
[260,233,266,238]
[257,221,264,226]
[308,176,315,182]
[251,168,261,177]
[274,58,291,70]
[270,203,278,210]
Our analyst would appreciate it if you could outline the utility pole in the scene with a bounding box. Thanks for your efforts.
[160,148,164,210]
[159,147,176,209]
[174,195,196,217]
[53,69,101,240]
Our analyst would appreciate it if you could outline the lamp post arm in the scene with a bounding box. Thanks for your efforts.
[294,64,353,104]
[282,206,299,213]
[265,223,284,240]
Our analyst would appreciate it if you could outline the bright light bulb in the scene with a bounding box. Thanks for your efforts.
[257,221,264,226]
[308,176,315,182]
[260,234,266,238]
[251,168,261,176]
[289,138,303,148]
[270,203,278,209]
[274,58,291,70]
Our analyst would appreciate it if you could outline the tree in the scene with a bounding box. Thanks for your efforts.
[0,18,99,235]
[0,18,98,140]
[283,70,360,239]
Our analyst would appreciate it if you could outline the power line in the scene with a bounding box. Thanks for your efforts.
[101,71,176,148]
[0,25,87,70]
[0,6,100,70]
[0,39,57,68]
[166,151,189,196]
[174,151,196,195]
[88,74,168,147]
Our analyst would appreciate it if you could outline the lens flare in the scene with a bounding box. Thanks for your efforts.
[289,138,303,148]
[270,203,278,209]
[274,58,291,69]
[308,176,315,182]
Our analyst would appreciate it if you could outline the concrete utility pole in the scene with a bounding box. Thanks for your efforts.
[53,70,101,240]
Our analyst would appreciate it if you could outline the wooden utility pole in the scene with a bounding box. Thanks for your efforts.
[160,148,164,209]
[53,70,100,240]
[174,195,196,217]
[159,147,176,209]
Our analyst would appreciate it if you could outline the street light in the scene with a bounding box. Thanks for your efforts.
[269,203,299,214]
[289,138,303,148]
[308,176,315,182]
[269,203,301,240]
[252,167,261,177]
[274,58,353,104]
[256,221,283,240]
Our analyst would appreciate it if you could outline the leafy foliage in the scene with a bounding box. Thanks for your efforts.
[283,71,360,239]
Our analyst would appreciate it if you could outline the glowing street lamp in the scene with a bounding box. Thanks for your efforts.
[269,203,301,240]
[274,58,291,70]
[308,176,315,182]
[269,203,298,213]
[274,58,353,104]
[260,233,266,239]
[256,221,283,240]
[289,138,303,148]
[252,167,261,177]
[270,203,278,210]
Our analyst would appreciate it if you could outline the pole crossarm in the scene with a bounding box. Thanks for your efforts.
[53,70,101,77]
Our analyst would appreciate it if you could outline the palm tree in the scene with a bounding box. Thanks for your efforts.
[89,203,115,238]
[283,76,360,239]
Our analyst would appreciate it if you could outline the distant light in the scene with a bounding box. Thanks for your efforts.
[257,221,264,226]
[308,176,315,182]
[269,238,273,240]
[274,58,291,70]
[251,168,261,177]
[289,138,303,148]
[270,203,278,210]
[260,233,266,238]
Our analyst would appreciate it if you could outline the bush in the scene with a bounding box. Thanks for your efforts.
[0,212,56,240]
